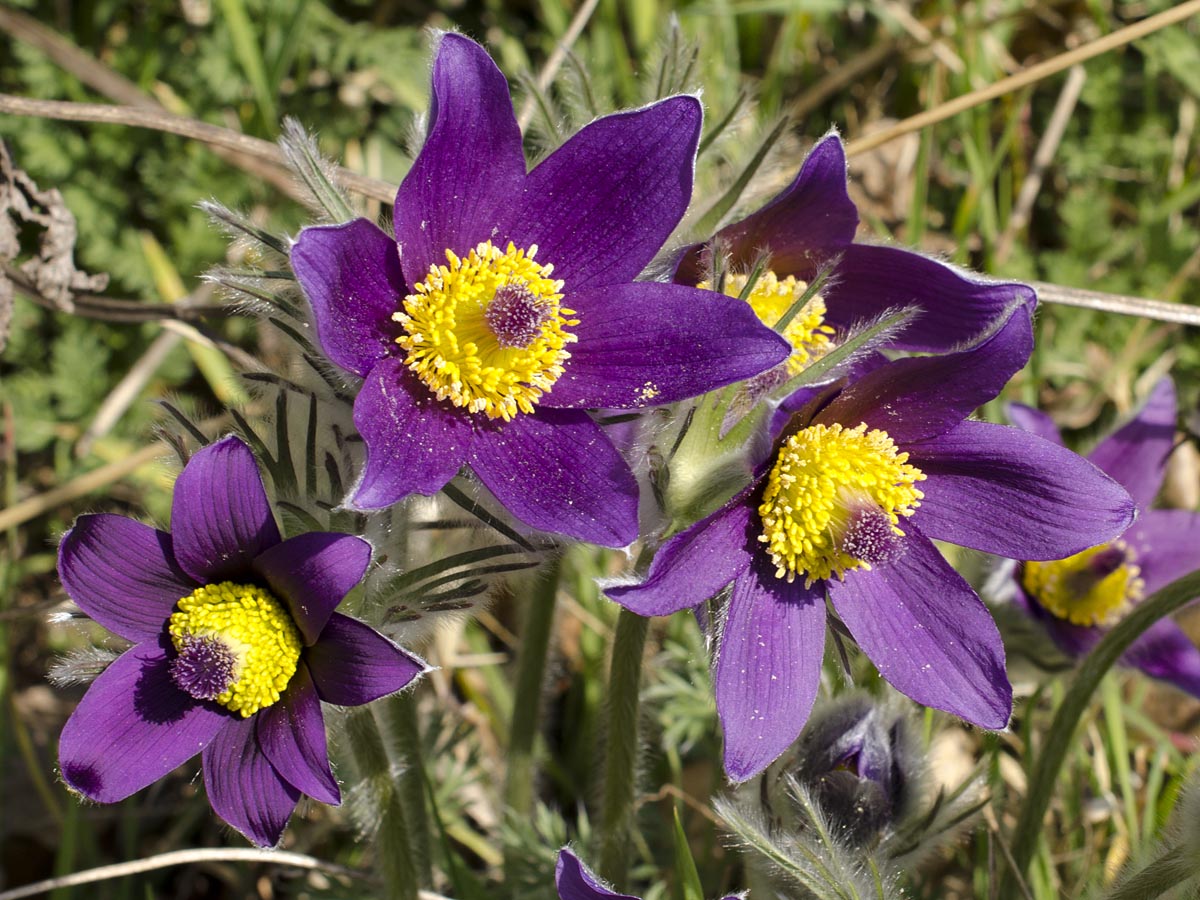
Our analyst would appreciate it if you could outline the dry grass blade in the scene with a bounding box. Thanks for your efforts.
[516,0,603,131]
[845,0,1200,158]
[0,95,396,204]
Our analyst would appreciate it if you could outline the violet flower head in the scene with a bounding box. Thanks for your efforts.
[1009,378,1200,694]
[555,849,741,900]
[674,133,1036,373]
[291,33,789,548]
[786,695,914,848]
[56,436,426,847]
[606,306,1136,781]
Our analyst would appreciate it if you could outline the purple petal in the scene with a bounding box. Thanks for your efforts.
[291,218,403,378]
[393,33,525,284]
[555,849,639,900]
[822,243,1038,353]
[468,409,639,547]
[910,420,1137,560]
[1006,403,1064,446]
[540,283,790,409]
[58,640,229,803]
[501,96,702,290]
[1089,378,1176,508]
[252,532,370,645]
[170,435,281,583]
[717,568,826,782]
[1126,509,1200,595]
[348,357,472,509]
[256,664,339,805]
[828,533,1011,728]
[604,496,755,616]
[1121,618,1200,699]
[58,514,196,643]
[674,132,859,284]
[816,303,1032,444]
[306,613,427,706]
[203,715,300,847]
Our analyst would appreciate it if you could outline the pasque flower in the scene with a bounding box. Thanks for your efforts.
[56,436,426,847]
[291,33,789,548]
[556,849,740,900]
[606,306,1136,781]
[1009,378,1200,694]
[675,133,1036,370]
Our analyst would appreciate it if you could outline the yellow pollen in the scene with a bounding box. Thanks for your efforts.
[699,270,835,375]
[168,582,302,717]
[1022,541,1144,627]
[758,423,926,586]
[394,241,579,421]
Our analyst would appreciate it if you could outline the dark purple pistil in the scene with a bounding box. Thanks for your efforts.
[170,634,238,701]
[486,283,552,348]
[842,509,902,566]
[1065,543,1129,596]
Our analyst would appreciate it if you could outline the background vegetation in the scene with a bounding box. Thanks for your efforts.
[1,1,1198,897]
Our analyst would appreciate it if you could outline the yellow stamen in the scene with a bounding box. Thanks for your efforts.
[1022,541,1144,627]
[758,423,925,586]
[169,582,302,717]
[394,241,579,421]
[700,270,835,375]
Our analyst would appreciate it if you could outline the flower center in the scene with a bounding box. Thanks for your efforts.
[758,423,925,586]
[168,582,303,717]
[394,241,579,421]
[1022,541,1144,627]
[699,270,835,375]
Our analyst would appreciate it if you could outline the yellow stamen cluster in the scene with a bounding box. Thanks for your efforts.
[758,423,926,586]
[700,270,835,375]
[169,582,302,717]
[1022,541,1144,627]
[395,241,579,421]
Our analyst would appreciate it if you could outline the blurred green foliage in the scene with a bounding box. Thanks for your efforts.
[1,1,1198,897]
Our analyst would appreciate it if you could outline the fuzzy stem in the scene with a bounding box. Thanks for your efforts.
[344,707,419,900]
[502,555,563,876]
[598,606,651,882]
[376,694,433,886]
[1003,569,1200,892]
[1102,843,1195,900]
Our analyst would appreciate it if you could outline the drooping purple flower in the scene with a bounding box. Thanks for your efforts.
[290,33,790,549]
[55,436,426,847]
[606,306,1136,781]
[783,694,914,848]
[555,849,742,900]
[674,133,1036,372]
[1008,378,1200,695]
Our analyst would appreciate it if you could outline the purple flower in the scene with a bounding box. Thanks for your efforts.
[784,694,914,848]
[55,436,426,847]
[674,133,1036,369]
[1009,378,1200,695]
[606,306,1136,781]
[290,33,790,548]
[555,849,741,900]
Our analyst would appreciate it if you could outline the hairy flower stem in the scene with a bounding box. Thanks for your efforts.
[1003,569,1200,894]
[344,707,419,900]
[1102,844,1195,900]
[376,694,433,886]
[598,605,651,882]
[502,554,563,877]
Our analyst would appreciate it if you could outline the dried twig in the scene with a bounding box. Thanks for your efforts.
[995,65,1086,264]
[844,0,1200,158]
[1033,282,1200,327]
